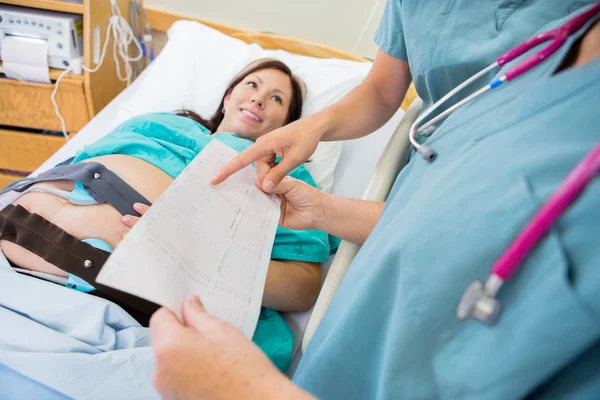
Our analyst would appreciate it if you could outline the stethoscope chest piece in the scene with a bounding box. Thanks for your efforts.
[457,280,502,326]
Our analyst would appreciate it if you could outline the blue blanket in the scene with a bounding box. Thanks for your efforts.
[0,251,158,399]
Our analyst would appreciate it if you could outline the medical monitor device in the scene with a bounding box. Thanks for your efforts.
[0,4,83,73]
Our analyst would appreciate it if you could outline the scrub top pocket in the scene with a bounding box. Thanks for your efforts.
[431,177,599,399]
[570,0,600,13]
[492,0,526,30]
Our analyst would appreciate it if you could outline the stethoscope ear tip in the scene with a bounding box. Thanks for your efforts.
[418,146,437,162]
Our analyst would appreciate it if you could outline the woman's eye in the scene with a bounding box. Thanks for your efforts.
[271,95,282,104]
[247,81,257,88]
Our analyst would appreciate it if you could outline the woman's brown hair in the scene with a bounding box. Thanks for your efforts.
[176,58,306,133]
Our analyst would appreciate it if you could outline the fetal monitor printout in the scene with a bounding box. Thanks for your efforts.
[96,140,281,338]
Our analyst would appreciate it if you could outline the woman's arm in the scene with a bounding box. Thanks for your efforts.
[263,260,321,312]
[122,204,322,312]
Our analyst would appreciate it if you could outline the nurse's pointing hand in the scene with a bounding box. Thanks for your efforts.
[150,296,314,400]
[211,118,322,192]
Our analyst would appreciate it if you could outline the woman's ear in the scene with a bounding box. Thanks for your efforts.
[223,93,231,110]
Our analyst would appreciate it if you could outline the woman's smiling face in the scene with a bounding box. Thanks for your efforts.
[217,68,293,141]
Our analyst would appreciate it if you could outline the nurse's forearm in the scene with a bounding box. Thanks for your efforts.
[317,50,411,142]
[275,379,317,400]
[318,195,384,245]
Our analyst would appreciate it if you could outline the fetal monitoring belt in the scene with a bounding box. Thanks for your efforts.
[0,162,157,325]
[4,162,151,217]
[0,204,160,326]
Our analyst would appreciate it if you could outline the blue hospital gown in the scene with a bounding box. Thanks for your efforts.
[294,7,600,399]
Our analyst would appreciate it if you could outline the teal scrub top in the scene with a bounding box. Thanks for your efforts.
[294,8,600,399]
[374,0,597,111]
[72,112,332,264]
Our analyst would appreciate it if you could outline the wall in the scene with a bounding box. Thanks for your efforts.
[144,0,385,59]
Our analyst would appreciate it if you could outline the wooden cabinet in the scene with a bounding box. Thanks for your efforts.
[0,77,90,132]
[0,0,132,184]
[0,128,65,171]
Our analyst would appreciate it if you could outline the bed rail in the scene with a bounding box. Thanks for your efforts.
[302,98,423,351]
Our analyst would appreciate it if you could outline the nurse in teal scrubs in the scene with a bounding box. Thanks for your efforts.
[148,3,600,399]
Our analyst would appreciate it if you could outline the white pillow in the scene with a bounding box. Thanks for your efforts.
[113,21,373,193]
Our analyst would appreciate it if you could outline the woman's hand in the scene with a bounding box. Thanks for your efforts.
[212,117,325,192]
[269,177,328,232]
[120,203,149,238]
[150,296,314,400]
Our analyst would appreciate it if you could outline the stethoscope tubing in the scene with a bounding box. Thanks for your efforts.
[410,2,600,162]
[442,1,600,325]
[408,62,498,160]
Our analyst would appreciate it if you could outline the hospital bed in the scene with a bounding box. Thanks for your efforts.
[0,8,421,398]
[283,97,422,374]
[301,97,422,346]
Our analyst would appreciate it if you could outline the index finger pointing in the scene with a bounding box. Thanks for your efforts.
[211,144,271,185]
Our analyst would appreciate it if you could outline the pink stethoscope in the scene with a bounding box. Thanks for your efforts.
[407,2,600,326]
[457,144,600,326]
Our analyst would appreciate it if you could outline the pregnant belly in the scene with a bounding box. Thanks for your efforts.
[1,154,175,276]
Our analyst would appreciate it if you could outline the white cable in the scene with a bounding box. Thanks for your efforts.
[51,0,143,141]
[13,268,68,285]
[51,67,72,140]
[109,0,143,84]
[351,0,382,54]
[18,186,98,205]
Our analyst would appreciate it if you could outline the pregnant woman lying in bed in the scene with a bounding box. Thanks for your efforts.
[0,59,331,371]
